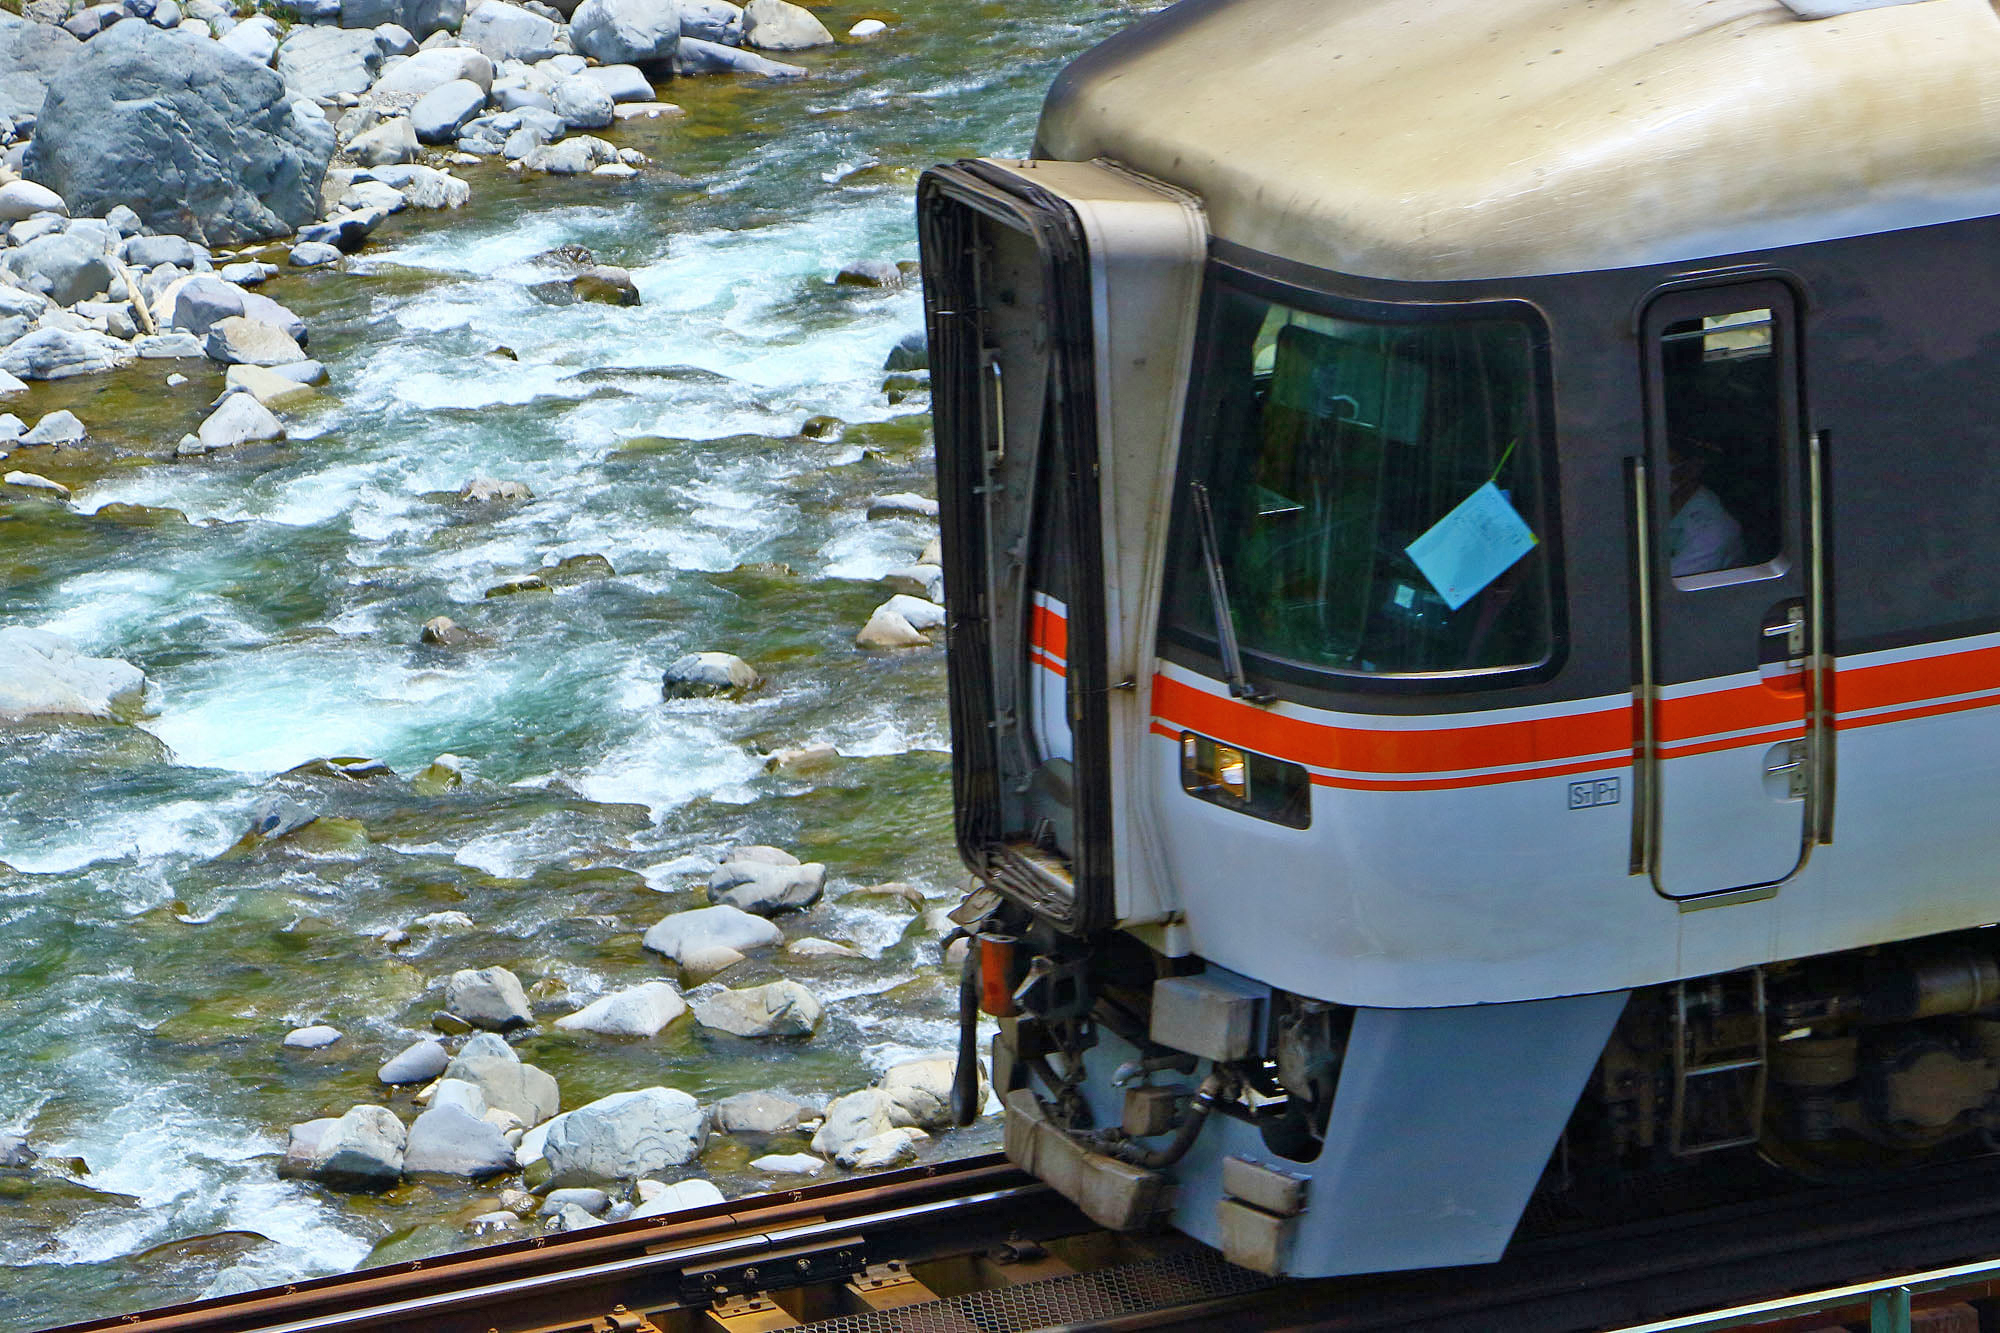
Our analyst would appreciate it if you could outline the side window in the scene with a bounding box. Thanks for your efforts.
[1657,307,1786,582]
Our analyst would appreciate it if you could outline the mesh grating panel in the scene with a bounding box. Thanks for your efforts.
[793,1249,1277,1332]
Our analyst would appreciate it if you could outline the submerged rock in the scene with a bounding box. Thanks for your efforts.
[554,981,686,1037]
[378,1038,450,1085]
[661,651,759,699]
[444,966,534,1031]
[0,1131,36,1169]
[541,1086,705,1184]
[688,979,822,1038]
[418,615,478,647]
[0,628,147,722]
[671,35,804,78]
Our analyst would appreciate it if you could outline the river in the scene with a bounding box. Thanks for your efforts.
[0,1,1140,1324]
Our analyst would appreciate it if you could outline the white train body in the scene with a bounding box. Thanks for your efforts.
[920,0,2000,1279]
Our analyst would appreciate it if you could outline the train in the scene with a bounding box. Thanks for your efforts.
[916,0,2000,1279]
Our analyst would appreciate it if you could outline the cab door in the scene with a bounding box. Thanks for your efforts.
[1634,278,1829,900]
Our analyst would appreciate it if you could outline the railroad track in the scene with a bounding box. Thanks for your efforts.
[44,1152,2000,1333]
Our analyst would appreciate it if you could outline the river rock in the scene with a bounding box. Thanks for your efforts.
[369,162,470,208]
[867,491,939,519]
[21,410,85,446]
[554,981,686,1037]
[419,615,475,647]
[225,363,315,409]
[880,594,945,631]
[631,1176,724,1218]
[689,980,822,1038]
[712,1090,808,1135]
[582,62,651,101]
[462,1,558,62]
[541,1087,706,1184]
[316,1104,406,1191]
[134,332,205,358]
[661,651,759,698]
[765,742,838,773]
[750,1152,825,1175]
[741,0,829,50]
[444,966,533,1030]
[172,274,245,336]
[520,136,618,175]
[0,1131,35,1169]
[573,264,639,305]
[724,845,799,866]
[855,606,928,649]
[810,1089,894,1159]
[432,1077,487,1116]
[411,79,484,142]
[847,17,885,39]
[672,36,804,77]
[707,859,826,915]
[348,115,418,166]
[404,1104,515,1178]
[6,233,112,306]
[194,394,284,452]
[459,475,533,503]
[443,1031,560,1124]
[279,1117,337,1177]
[883,328,926,371]
[0,628,146,721]
[550,74,614,129]
[282,1024,342,1049]
[3,471,68,500]
[835,259,901,289]
[378,1038,449,1084]
[538,1186,609,1216]
[679,0,741,43]
[124,234,208,269]
[0,13,81,121]
[290,241,343,267]
[569,0,677,67]
[341,179,407,215]
[373,45,492,96]
[642,904,783,971]
[0,181,66,223]
[786,937,862,960]
[837,1126,924,1170]
[206,316,303,366]
[878,1055,981,1129]
[217,13,279,64]
[29,23,332,246]
[277,25,390,101]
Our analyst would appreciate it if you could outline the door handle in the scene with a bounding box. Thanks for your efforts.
[1761,605,1806,659]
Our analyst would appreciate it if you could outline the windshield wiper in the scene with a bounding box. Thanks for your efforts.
[1189,481,1273,703]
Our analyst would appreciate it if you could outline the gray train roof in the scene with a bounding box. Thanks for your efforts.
[1036,0,2000,281]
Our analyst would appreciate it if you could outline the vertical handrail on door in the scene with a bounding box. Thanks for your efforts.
[1630,457,1660,878]
[1807,429,1835,845]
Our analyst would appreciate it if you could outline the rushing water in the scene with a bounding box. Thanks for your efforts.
[0,2,1142,1324]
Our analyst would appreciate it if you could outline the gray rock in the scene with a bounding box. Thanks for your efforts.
[403,1104,514,1178]
[243,794,315,842]
[21,409,85,445]
[711,1090,809,1135]
[0,630,146,721]
[2,470,69,500]
[6,217,63,248]
[502,123,554,160]
[64,5,125,40]
[412,78,485,142]
[266,357,327,385]
[580,63,650,102]
[408,0,465,36]
[520,135,618,175]
[883,328,926,371]
[278,1117,337,1178]
[443,1031,560,1124]
[809,1088,894,1159]
[241,291,306,344]
[630,1176,725,1218]
[461,0,558,63]
[661,650,759,698]
[27,23,333,247]
[445,965,533,1030]
[866,491,938,519]
[0,180,66,223]
[219,260,278,286]
[740,0,829,50]
[171,273,245,336]
[283,1024,343,1049]
[216,12,279,64]
[430,1076,487,1117]
[539,1186,609,1215]
[568,0,677,68]
[836,1126,923,1170]
[315,1103,406,1191]
[490,78,553,111]
[458,474,532,503]
[289,241,343,267]
[750,1151,824,1175]
[368,162,469,208]
[0,1131,35,1169]
[0,327,132,379]
[370,44,492,95]
[339,0,401,28]
[688,979,823,1038]
[276,25,388,101]
[541,1087,706,1184]
[205,315,304,366]
[348,115,417,166]
[6,232,112,305]
[195,393,284,450]
[707,858,825,915]
[376,21,418,55]
[641,904,782,969]
[878,1055,981,1129]
[133,331,204,357]
[378,1037,449,1084]
[671,35,802,78]
[104,204,142,236]
[342,179,406,213]
[147,0,181,28]
[0,13,82,121]
[572,264,639,305]
[549,73,613,129]
[678,0,741,44]
[123,233,208,269]
[836,258,902,289]
[554,981,686,1037]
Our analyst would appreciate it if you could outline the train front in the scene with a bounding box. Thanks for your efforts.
[913,0,1982,1280]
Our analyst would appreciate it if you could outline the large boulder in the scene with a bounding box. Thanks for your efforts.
[555,981,686,1037]
[276,25,390,101]
[315,1104,406,1191]
[412,79,486,143]
[0,628,146,722]
[878,1055,985,1130]
[460,1,559,63]
[370,45,492,96]
[809,1088,895,1159]
[711,1090,809,1136]
[27,23,333,247]
[194,394,285,451]
[442,1031,560,1124]
[205,316,304,367]
[4,232,112,306]
[549,74,614,130]
[541,1087,706,1184]
[403,1104,515,1178]
[444,965,533,1030]
[0,12,81,120]
[641,904,782,970]
[0,328,131,380]
[569,0,678,68]
[740,0,829,50]
[688,980,822,1038]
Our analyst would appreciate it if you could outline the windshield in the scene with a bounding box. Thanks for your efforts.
[1165,275,1556,682]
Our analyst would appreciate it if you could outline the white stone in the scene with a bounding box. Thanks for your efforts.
[21,410,85,445]
[785,936,863,960]
[631,1177,725,1218]
[444,965,533,1030]
[0,628,146,722]
[855,606,928,649]
[751,1152,825,1176]
[282,1024,343,1049]
[315,1104,407,1190]
[443,1031,561,1125]
[195,393,285,450]
[0,181,66,223]
[688,980,822,1038]
[642,904,782,966]
[846,17,884,38]
[2,471,67,499]
[810,1088,895,1159]
[836,1126,925,1170]
[542,1087,706,1184]
[554,981,686,1037]
[881,594,945,631]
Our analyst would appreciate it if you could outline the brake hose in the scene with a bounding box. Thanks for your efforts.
[1107,1071,1228,1169]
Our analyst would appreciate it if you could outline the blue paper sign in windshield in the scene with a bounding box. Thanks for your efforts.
[1404,481,1538,611]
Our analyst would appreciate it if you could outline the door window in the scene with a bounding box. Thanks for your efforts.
[1658,307,1786,585]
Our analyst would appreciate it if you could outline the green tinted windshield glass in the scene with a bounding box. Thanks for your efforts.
[1170,282,1554,679]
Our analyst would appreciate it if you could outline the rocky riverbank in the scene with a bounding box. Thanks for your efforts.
[0,0,1135,1320]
